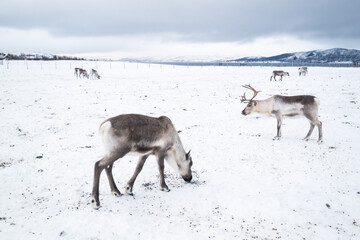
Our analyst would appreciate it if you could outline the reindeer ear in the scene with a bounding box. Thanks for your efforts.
[186,150,191,159]
[253,101,257,106]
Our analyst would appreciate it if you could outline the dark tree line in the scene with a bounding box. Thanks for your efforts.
[0,53,85,61]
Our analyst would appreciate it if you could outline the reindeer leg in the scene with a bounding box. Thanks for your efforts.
[316,120,323,143]
[276,118,282,138]
[105,163,121,197]
[304,113,322,142]
[91,148,130,209]
[157,154,170,192]
[125,155,149,195]
[274,113,282,140]
[304,123,315,141]
[91,157,109,209]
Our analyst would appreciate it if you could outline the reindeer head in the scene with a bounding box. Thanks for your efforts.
[181,150,193,182]
[240,84,260,116]
[165,148,193,182]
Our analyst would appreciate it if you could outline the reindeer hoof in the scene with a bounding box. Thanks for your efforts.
[90,198,101,210]
[111,191,122,197]
[125,185,133,195]
[273,137,280,141]
[317,140,323,144]
[160,187,170,192]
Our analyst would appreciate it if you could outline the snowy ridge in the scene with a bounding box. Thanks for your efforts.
[231,48,360,63]
[119,48,360,64]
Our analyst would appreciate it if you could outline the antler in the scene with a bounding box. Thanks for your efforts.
[240,84,260,103]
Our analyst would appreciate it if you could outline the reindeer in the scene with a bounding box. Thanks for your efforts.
[91,114,193,209]
[74,67,81,78]
[298,67,308,76]
[74,67,89,79]
[90,69,101,79]
[270,70,290,81]
[240,85,322,142]
[79,69,89,79]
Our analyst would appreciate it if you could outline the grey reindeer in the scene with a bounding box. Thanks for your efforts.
[90,69,101,79]
[74,67,89,79]
[270,70,290,81]
[240,85,323,142]
[298,67,308,76]
[91,114,193,209]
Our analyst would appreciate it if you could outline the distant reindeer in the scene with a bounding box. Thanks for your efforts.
[270,70,289,81]
[90,69,101,79]
[74,67,89,79]
[79,69,89,79]
[298,67,308,76]
[240,85,322,142]
[74,67,81,78]
[91,114,193,209]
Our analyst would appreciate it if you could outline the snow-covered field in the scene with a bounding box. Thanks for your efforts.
[1,61,359,239]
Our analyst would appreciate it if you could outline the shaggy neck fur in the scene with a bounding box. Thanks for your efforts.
[254,97,275,116]
[166,133,186,172]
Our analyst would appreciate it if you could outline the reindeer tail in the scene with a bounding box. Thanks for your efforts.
[314,97,320,105]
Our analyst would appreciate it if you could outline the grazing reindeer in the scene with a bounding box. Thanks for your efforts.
[91,114,193,209]
[74,67,89,79]
[298,67,308,76]
[90,69,101,79]
[79,69,89,79]
[270,70,290,81]
[240,85,322,142]
[74,67,82,78]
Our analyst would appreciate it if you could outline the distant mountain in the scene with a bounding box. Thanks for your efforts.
[0,52,85,61]
[231,48,360,63]
[119,56,221,63]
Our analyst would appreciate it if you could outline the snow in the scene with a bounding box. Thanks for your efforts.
[282,48,360,63]
[0,60,359,239]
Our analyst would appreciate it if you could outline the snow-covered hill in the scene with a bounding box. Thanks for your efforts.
[232,48,360,63]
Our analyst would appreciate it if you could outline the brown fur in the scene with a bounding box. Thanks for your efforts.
[274,95,315,105]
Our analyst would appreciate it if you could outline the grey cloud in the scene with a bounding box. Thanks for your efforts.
[1,0,359,42]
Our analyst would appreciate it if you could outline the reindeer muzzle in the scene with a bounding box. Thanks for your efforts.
[183,175,192,182]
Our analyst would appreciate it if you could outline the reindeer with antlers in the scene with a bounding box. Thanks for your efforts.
[240,85,323,142]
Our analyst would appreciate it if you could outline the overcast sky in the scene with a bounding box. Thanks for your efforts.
[1,0,359,59]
